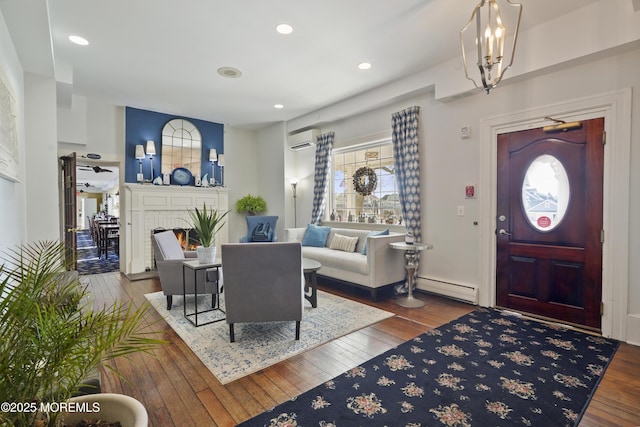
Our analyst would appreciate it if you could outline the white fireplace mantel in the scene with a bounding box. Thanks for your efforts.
[122,184,229,275]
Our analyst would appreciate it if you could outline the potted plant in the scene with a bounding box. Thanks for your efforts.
[187,202,229,264]
[0,240,165,427]
[235,194,267,215]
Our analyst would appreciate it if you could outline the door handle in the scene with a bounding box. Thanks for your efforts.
[497,229,512,236]
[67,227,80,233]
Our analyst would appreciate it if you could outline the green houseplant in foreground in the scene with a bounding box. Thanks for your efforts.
[235,194,267,215]
[0,241,165,426]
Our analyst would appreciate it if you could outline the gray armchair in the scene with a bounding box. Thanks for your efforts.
[151,231,218,310]
[222,242,303,342]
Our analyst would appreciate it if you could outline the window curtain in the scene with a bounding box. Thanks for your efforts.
[310,132,335,225]
[392,106,421,293]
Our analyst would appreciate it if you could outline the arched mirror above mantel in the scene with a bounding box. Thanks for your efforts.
[161,119,202,177]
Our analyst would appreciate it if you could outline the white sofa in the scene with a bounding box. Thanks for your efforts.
[284,226,406,300]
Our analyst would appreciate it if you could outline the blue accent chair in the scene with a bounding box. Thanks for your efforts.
[240,215,279,243]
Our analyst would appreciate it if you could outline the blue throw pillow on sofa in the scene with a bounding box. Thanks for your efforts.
[301,224,331,247]
[362,229,389,255]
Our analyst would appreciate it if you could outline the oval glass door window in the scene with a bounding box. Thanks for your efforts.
[521,154,570,231]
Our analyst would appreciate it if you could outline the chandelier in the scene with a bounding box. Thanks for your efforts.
[460,0,523,94]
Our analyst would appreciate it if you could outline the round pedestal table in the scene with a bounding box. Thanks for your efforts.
[389,242,433,308]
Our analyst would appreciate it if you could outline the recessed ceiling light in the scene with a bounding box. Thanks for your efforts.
[276,23,293,35]
[217,67,243,78]
[274,104,284,109]
[68,35,89,46]
[358,62,372,70]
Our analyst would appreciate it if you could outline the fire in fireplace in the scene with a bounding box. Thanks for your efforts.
[152,227,201,251]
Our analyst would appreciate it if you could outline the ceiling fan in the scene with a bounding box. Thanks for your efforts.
[78,165,113,173]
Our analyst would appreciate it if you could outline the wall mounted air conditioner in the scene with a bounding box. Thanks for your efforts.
[288,129,319,151]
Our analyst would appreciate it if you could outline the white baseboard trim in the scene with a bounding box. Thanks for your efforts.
[625,314,640,346]
[416,277,479,305]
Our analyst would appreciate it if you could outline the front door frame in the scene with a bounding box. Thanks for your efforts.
[478,89,631,341]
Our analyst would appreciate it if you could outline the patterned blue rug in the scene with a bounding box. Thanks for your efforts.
[239,308,619,427]
[76,230,119,276]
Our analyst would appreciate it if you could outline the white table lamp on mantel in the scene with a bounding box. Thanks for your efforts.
[217,154,225,187]
[209,149,218,186]
[135,144,145,183]
[146,140,156,181]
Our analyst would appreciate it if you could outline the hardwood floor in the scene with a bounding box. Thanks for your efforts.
[87,272,640,427]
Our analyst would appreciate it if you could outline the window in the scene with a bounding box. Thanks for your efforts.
[330,142,401,225]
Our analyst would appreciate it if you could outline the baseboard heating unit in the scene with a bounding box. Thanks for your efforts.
[416,277,479,305]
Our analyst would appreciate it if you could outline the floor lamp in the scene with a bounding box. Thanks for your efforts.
[291,178,298,227]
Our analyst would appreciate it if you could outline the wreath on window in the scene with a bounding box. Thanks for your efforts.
[353,166,377,196]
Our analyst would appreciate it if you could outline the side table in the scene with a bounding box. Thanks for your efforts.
[303,257,321,308]
[182,259,224,327]
[389,242,433,308]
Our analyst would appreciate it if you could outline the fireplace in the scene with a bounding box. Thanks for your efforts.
[123,184,228,275]
[150,228,201,271]
[152,228,201,251]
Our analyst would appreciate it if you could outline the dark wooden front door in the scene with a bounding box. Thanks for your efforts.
[61,153,77,270]
[496,118,604,330]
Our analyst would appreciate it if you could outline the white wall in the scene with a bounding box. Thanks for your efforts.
[223,126,259,242]
[0,8,27,250]
[58,96,124,160]
[24,72,60,242]
[245,122,288,239]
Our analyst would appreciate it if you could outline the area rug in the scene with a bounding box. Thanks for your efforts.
[76,230,119,275]
[239,307,619,427]
[145,290,394,385]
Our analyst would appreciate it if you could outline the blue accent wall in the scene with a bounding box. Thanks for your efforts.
[124,107,224,185]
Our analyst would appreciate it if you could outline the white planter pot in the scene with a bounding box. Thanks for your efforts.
[196,245,217,264]
[65,393,148,427]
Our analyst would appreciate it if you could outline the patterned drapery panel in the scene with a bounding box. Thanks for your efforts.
[310,132,335,225]
[392,106,421,293]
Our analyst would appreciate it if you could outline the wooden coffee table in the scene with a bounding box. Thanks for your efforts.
[303,258,321,308]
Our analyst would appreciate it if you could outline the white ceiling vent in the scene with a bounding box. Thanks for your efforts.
[288,129,319,151]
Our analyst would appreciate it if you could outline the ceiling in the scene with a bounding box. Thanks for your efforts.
[8,0,595,131]
[76,163,119,193]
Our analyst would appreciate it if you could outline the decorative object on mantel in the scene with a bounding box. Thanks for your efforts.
[135,144,145,183]
[153,176,163,185]
[187,202,229,264]
[353,166,377,196]
[171,167,193,186]
[161,118,202,181]
[460,0,523,94]
[235,194,267,215]
[209,149,218,186]
[146,140,156,181]
[218,153,226,187]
